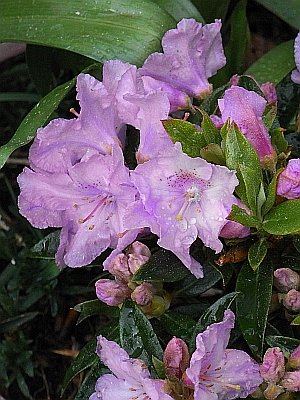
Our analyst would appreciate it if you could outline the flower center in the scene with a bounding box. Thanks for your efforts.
[200,364,241,392]
[77,193,114,226]
[176,184,201,221]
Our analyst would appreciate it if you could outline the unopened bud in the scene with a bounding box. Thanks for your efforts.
[95,279,131,306]
[108,253,132,283]
[281,370,300,392]
[288,345,300,370]
[140,292,171,318]
[127,241,151,275]
[260,347,285,383]
[163,337,190,379]
[131,282,156,306]
[274,268,300,293]
[282,289,300,313]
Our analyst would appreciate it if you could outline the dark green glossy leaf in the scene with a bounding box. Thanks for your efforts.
[0,79,75,169]
[28,231,60,259]
[227,204,260,227]
[0,0,176,66]
[152,356,166,379]
[74,299,120,320]
[262,103,277,132]
[293,235,300,253]
[245,40,295,86]
[201,84,229,115]
[237,75,265,97]
[255,0,300,30]
[194,0,230,22]
[223,0,250,76]
[0,312,39,333]
[160,311,196,342]
[132,249,189,283]
[263,199,300,235]
[150,0,204,23]
[276,74,300,129]
[248,239,268,271]
[162,119,206,157]
[266,335,300,356]
[120,299,163,366]
[172,262,221,297]
[74,360,108,400]
[271,128,288,154]
[261,171,281,216]
[189,292,238,351]
[236,258,273,360]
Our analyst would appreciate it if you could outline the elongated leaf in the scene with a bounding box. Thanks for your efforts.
[263,199,300,235]
[227,205,260,228]
[198,108,221,144]
[194,0,231,22]
[0,312,39,333]
[266,335,300,356]
[74,299,120,321]
[160,311,196,342]
[248,239,268,271]
[120,299,163,366]
[189,292,238,351]
[291,314,300,325]
[0,0,175,66]
[150,0,204,23]
[74,360,108,400]
[0,78,75,169]
[236,258,273,360]
[255,0,300,30]
[132,249,189,282]
[245,40,295,86]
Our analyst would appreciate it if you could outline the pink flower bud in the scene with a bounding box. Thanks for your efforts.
[95,279,131,306]
[108,253,133,283]
[281,370,300,392]
[288,345,300,370]
[131,282,156,306]
[282,289,300,313]
[274,268,300,293]
[260,347,285,382]
[127,241,151,275]
[163,337,190,379]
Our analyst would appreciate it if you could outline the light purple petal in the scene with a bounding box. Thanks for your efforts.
[292,32,300,84]
[218,85,277,168]
[140,19,226,99]
[276,158,300,199]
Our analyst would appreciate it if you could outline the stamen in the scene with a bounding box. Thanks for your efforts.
[78,195,110,224]
[176,196,190,221]
[70,108,79,117]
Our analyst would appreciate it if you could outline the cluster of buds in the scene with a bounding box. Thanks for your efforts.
[252,345,300,399]
[273,268,300,320]
[95,242,171,317]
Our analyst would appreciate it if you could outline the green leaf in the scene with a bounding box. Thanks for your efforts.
[198,108,221,145]
[172,262,221,297]
[120,299,163,366]
[189,292,238,351]
[262,103,278,132]
[0,312,39,333]
[74,360,108,400]
[150,0,205,23]
[261,171,281,216]
[270,128,288,154]
[152,356,166,379]
[0,78,75,169]
[160,311,196,342]
[291,314,300,325]
[263,199,300,235]
[245,40,295,86]
[0,0,175,66]
[236,258,273,360]
[293,235,300,253]
[194,0,230,22]
[255,0,300,30]
[266,335,300,357]
[248,239,268,271]
[237,75,265,96]
[28,231,60,259]
[162,119,206,157]
[227,205,260,228]
[74,299,120,322]
[199,143,225,165]
[132,249,189,282]
[221,121,263,213]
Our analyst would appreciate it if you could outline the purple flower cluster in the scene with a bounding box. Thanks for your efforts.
[17,19,240,278]
[89,310,262,400]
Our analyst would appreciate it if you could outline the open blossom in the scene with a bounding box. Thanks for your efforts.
[139,18,226,99]
[127,143,238,278]
[184,310,262,399]
[18,145,139,268]
[218,85,277,169]
[89,336,173,400]
[291,31,300,84]
[276,158,300,199]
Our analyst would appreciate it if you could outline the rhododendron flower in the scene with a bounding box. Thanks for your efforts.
[276,158,300,199]
[183,310,263,399]
[218,85,277,169]
[127,143,238,278]
[95,279,131,306]
[89,336,173,400]
[18,145,139,268]
[260,347,285,383]
[140,19,226,99]
[291,31,300,84]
